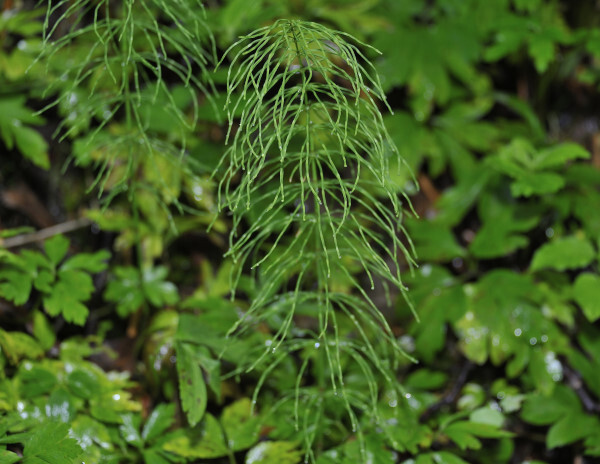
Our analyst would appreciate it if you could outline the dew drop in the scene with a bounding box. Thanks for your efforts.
[514,328,522,337]
[452,257,463,269]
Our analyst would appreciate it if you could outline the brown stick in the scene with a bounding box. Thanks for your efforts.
[1,217,93,249]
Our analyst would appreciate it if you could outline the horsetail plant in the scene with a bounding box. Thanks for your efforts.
[39,0,215,204]
[39,0,216,264]
[40,4,418,458]
[217,19,417,457]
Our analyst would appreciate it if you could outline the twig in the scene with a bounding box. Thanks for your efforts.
[563,362,600,414]
[419,360,474,423]
[1,218,93,249]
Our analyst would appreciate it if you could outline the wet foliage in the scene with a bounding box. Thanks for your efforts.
[1,0,600,463]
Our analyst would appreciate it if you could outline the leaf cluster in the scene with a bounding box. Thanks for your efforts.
[2,1,600,463]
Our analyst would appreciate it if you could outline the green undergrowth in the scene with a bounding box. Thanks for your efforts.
[1,1,600,463]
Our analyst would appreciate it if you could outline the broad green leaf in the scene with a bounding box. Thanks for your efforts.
[13,124,49,169]
[528,35,555,72]
[573,273,600,322]
[245,441,302,464]
[90,390,141,424]
[0,330,43,364]
[0,379,17,411]
[521,386,580,425]
[194,345,221,401]
[514,0,542,11]
[120,413,143,448]
[162,413,228,458]
[567,332,600,396]
[485,26,526,62]
[384,112,427,174]
[141,449,173,464]
[510,172,565,197]
[405,369,448,390]
[176,342,207,427]
[406,218,465,261]
[528,349,559,395]
[104,267,144,317]
[61,250,110,273]
[455,312,488,365]
[535,143,589,169]
[67,367,101,399]
[44,235,70,266]
[176,302,251,362]
[444,421,512,450]
[32,311,56,351]
[57,269,95,301]
[500,394,525,414]
[567,349,600,400]
[469,406,505,427]
[20,249,51,272]
[142,404,175,442]
[409,269,466,363]
[70,415,113,452]
[33,269,54,293]
[22,422,82,464]
[0,450,20,464]
[222,398,260,452]
[19,365,57,398]
[547,412,599,449]
[105,266,178,316]
[491,139,583,197]
[457,383,486,410]
[43,285,89,326]
[443,422,483,450]
[143,152,182,205]
[0,269,32,305]
[0,227,34,238]
[143,266,178,307]
[341,433,396,464]
[584,429,600,456]
[43,268,95,325]
[530,236,595,271]
[46,388,76,422]
[0,97,49,169]
[470,195,538,258]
